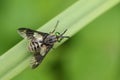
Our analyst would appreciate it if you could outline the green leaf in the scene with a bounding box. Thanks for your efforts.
[0,0,119,80]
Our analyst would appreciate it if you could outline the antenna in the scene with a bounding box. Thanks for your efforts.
[51,20,59,33]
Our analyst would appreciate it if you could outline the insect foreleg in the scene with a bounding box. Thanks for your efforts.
[58,36,70,42]
[60,29,67,36]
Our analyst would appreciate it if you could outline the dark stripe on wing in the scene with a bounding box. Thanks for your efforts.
[31,45,53,69]
[32,52,44,69]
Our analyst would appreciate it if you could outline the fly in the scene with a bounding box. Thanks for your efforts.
[17,21,69,69]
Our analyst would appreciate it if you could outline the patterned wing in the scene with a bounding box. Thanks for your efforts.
[31,44,53,69]
[17,28,48,40]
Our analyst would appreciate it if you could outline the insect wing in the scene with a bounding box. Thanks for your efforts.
[17,28,33,39]
[17,28,48,40]
[31,44,53,69]
[31,52,44,69]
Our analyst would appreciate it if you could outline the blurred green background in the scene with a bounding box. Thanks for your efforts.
[0,0,120,80]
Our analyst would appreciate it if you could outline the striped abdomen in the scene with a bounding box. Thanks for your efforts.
[28,41,42,53]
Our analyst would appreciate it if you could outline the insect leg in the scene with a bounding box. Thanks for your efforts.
[57,36,70,42]
[57,29,70,42]
[60,29,67,36]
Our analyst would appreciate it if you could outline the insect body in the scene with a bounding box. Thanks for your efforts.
[17,21,69,69]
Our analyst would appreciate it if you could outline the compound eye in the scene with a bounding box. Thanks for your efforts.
[55,32,60,36]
